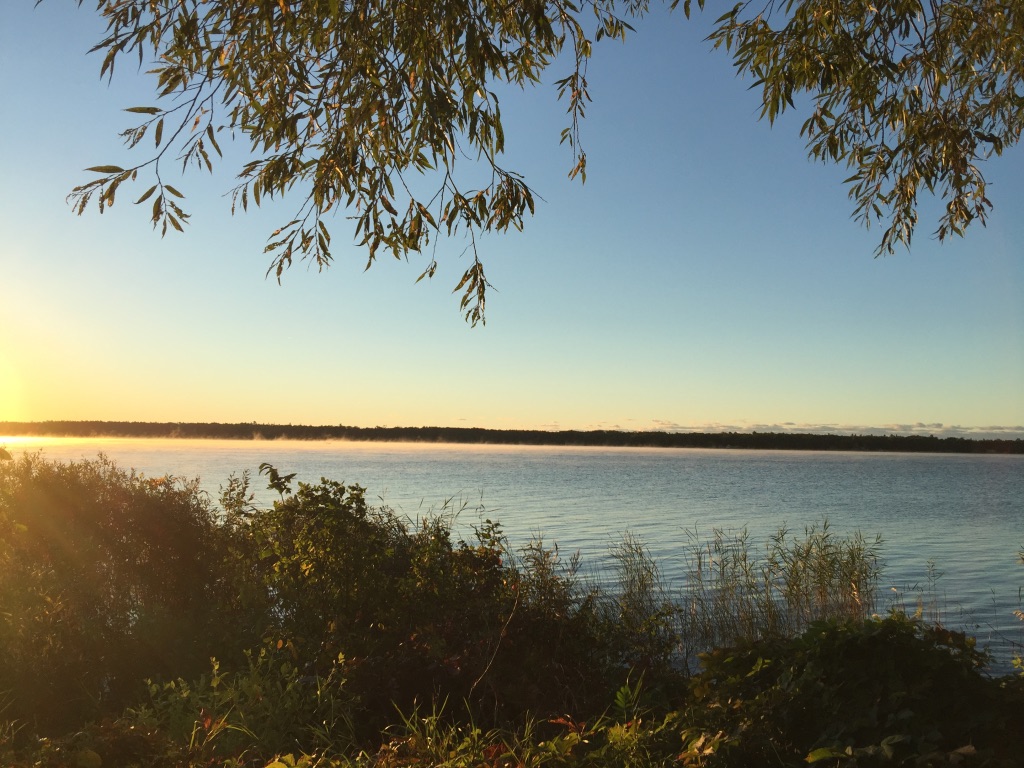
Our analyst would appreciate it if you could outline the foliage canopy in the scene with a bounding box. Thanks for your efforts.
[66,0,1022,321]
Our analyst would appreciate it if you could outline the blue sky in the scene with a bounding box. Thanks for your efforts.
[1,1,1022,437]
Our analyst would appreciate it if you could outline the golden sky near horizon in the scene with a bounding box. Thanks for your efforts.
[1,2,1022,436]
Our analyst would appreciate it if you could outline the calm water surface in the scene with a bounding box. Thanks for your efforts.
[5,437,1023,668]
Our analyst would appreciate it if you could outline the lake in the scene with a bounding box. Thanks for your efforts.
[4,436,1023,670]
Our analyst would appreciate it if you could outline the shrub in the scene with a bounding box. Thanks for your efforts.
[677,613,1024,767]
[5,715,186,768]
[128,646,355,764]
[0,454,242,733]
[239,469,631,731]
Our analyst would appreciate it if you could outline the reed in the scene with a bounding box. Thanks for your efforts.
[673,521,882,656]
[603,521,883,669]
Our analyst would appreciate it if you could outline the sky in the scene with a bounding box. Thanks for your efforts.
[1,2,1022,437]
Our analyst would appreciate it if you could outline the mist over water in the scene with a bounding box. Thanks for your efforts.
[6,436,1023,670]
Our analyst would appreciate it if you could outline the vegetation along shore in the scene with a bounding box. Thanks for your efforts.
[2,421,1022,454]
[2,452,1023,767]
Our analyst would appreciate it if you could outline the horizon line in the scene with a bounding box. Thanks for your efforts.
[2,419,1023,443]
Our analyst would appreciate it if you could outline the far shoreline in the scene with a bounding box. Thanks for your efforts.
[2,420,1022,454]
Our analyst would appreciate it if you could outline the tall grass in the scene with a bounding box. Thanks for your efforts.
[605,521,882,670]
[681,521,881,650]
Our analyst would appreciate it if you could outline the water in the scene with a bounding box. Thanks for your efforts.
[4,436,1023,670]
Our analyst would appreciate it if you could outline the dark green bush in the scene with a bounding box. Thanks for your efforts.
[0,454,242,733]
[239,469,638,732]
[128,646,355,764]
[677,613,1024,767]
[5,715,186,768]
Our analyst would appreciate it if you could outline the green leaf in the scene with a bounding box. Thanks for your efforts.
[124,106,161,115]
[85,165,125,174]
[164,184,185,198]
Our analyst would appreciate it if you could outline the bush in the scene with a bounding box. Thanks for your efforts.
[128,646,355,764]
[677,613,1024,766]
[239,469,633,731]
[4,715,186,768]
[0,454,242,733]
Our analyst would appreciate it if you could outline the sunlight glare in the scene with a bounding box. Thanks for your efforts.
[0,355,25,421]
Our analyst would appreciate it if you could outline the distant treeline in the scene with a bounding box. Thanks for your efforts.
[2,420,1022,454]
